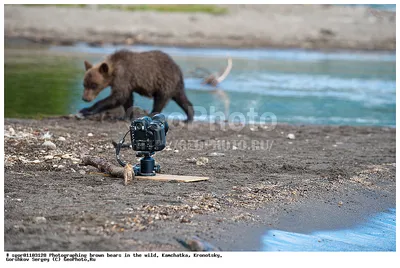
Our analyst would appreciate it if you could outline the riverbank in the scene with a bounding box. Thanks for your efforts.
[4,117,395,250]
[4,4,396,51]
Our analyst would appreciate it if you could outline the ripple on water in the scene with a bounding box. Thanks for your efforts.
[262,208,396,251]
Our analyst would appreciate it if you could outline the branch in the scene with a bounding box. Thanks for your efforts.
[80,154,134,185]
[201,57,233,87]
[216,56,233,84]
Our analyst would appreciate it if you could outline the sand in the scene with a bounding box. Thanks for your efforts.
[4,117,395,251]
[3,4,396,252]
[4,4,396,51]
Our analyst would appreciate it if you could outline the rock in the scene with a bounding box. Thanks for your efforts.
[196,157,209,166]
[44,155,54,160]
[33,216,47,224]
[79,170,86,175]
[57,165,64,169]
[87,133,94,137]
[42,140,56,150]
[61,154,71,159]
[9,127,15,136]
[176,236,221,251]
[41,131,52,140]
[174,149,179,153]
[75,113,85,120]
[58,137,66,141]
[186,158,197,164]
[31,159,41,164]
[191,205,200,211]
[208,152,225,157]
[287,133,295,140]
[232,145,238,150]
[71,157,81,164]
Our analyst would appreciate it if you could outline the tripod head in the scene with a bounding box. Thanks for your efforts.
[115,114,167,176]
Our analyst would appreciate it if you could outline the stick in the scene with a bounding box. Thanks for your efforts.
[80,154,134,184]
[202,57,233,86]
[124,163,134,186]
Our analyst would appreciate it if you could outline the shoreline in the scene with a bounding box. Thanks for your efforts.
[4,5,396,52]
[4,118,395,251]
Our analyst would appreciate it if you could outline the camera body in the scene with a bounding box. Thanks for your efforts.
[130,114,169,153]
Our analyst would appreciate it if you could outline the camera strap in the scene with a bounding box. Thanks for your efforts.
[115,130,131,167]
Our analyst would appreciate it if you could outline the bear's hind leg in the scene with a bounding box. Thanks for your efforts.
[173,91,194,122]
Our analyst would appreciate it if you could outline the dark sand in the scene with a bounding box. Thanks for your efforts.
[4,117,395,251]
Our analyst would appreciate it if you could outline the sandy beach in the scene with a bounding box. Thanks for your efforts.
[3,4,396,252]
[4,117,395,250]
[4,4,396,51]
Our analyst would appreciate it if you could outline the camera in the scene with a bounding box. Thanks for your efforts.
[116,113,169,176]
[130,114,169,153]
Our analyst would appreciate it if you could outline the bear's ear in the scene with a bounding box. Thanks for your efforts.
[99,62,109,75]
[84,60,93,71]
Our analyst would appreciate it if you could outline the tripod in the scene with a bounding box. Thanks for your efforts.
[133,151,161,176]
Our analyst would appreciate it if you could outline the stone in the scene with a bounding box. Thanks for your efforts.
[42,140,56,150]
[42,132,52,140]
[287,133,295,140]
[186,158,197,163]
[61,154,71,159]
[33,216,47,224]
[196,157,209,166]
[208,152,225,157]
[9,127,15,136]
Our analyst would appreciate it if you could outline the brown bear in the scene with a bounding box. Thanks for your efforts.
[79,49,194,122]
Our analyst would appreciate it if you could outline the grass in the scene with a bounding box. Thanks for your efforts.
[23,4,228,15]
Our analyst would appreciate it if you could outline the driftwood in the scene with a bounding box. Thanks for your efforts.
[80,154,134,185]
[189,57,233,87]
[123,163,134,185]
[202,57,233,87]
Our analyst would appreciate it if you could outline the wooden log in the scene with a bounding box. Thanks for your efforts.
[80,154,125,178]
[80,154,209,184]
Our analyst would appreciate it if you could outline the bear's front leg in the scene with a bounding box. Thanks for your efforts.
[79,94,123,117]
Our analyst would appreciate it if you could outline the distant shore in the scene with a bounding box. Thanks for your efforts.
[4,4,396,51]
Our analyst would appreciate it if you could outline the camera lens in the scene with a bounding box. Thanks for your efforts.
[152,114,166,123]
[152,114,168,134]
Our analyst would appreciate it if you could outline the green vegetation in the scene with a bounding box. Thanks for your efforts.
[24,4,87,8]
[5,56,82,118]
[23,4,228,15]
[100,4,228,14]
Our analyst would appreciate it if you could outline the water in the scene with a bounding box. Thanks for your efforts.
[4,43,396,127]
[345,4,396,12]
[262,208,396,251]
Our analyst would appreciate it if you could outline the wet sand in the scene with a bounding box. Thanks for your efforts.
[4,4,396,51]
[4,117,395,251]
